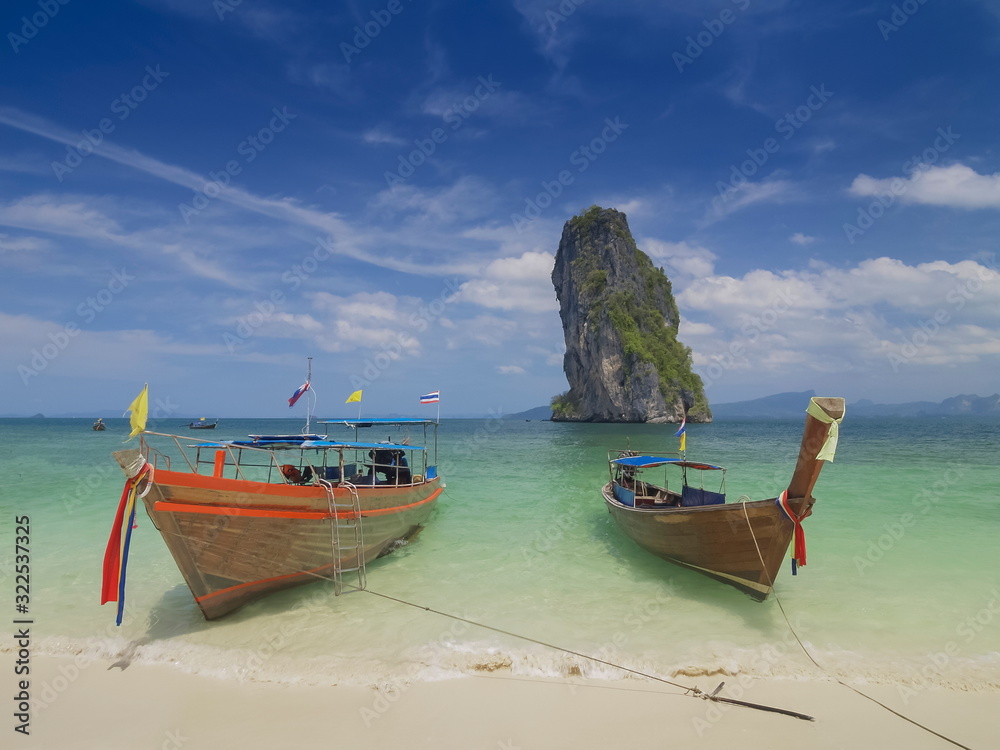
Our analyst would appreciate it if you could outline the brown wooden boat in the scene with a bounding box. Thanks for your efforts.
[108,419,442,619]
[602,397,845,600]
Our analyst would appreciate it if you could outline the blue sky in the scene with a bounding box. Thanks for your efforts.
[2,0,999,418]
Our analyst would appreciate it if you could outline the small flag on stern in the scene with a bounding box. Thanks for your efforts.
[346,390,363,404]
[288,381,310,408]
[420,390,440,404]
[675,417,687,452]
[124,384,148,439]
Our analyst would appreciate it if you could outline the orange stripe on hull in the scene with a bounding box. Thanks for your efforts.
[195,563,333,603]
[153,501,333,519]
[152,486,443,519]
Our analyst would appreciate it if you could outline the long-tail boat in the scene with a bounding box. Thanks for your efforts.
[602,396,845,600]
[186,418,218,429]
[105,417,442,620]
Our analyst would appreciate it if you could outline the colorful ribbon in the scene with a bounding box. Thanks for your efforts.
[101,461,152,625]
[775,489,808,574]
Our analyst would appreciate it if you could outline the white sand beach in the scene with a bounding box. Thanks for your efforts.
[26,654,994,749]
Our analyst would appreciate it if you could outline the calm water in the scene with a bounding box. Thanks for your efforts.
[1,415,998,690]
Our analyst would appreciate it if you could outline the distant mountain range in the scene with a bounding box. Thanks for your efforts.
[504,391,1000,421]
[710,391,1000,419]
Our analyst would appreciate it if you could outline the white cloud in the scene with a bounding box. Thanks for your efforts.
[0,311,219,383]
[640,238,717,279]
[0,193,249,286]
[676,256,1000,390]
[450,250,557,313]
[498,365,526,375]
[849,163,1000,210]
[306,291,423,355]
[0,194,123,238]
[790,232,816,245]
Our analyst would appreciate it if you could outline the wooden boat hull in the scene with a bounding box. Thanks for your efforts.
[140,467,442,619]
[603,484,804,600]
[602,396,844,600]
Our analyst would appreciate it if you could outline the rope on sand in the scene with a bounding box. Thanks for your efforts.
[741,500,973,750]
[356,586,816,722]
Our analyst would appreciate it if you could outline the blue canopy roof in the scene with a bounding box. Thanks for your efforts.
[612,456,724,471]
[247,434,325,441]
[321,418,437,428]
[193,439,424,451]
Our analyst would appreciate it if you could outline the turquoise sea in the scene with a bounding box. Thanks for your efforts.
[2,415,998,693]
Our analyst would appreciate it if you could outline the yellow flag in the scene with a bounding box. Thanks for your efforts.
[345,390,363,404]
[679,432,686,452]
[125,384,149,439]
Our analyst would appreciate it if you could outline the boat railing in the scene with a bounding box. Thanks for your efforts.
[140,432,202,472]
[191,441,430,488]
[138,429,434,488]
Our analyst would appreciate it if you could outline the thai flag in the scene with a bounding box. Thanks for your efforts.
[288,381,310,408]
[420,391,440,404]
[674,417,686,437]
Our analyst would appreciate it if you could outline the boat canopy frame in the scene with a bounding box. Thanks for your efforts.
[608,449,728,497]
[137,418,439,489]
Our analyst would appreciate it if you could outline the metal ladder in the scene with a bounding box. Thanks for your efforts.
[319,479,367,595]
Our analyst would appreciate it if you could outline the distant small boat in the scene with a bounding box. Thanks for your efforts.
[602,396,845,601]
[187,418,218,430]
[92,419,106,431]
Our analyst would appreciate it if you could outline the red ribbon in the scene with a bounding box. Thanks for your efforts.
[776,490,807,569]
[101,463,151,622]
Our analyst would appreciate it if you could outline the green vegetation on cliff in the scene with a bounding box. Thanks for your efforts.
[550,391,580,420]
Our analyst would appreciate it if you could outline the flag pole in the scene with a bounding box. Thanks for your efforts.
[305,357,313,435]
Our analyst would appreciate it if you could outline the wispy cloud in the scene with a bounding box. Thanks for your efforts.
[706,178,793,222]
[362,127,407,146]
[0,106,479,277]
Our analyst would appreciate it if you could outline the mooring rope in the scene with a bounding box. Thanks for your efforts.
[740,499,974,750]
[352,585,815,721]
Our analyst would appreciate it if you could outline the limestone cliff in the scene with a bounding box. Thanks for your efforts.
[550,206,711,423]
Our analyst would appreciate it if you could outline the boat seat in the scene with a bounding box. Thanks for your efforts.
[680,485,726,507]
[637,492,679,508]
[324,464,356,481]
